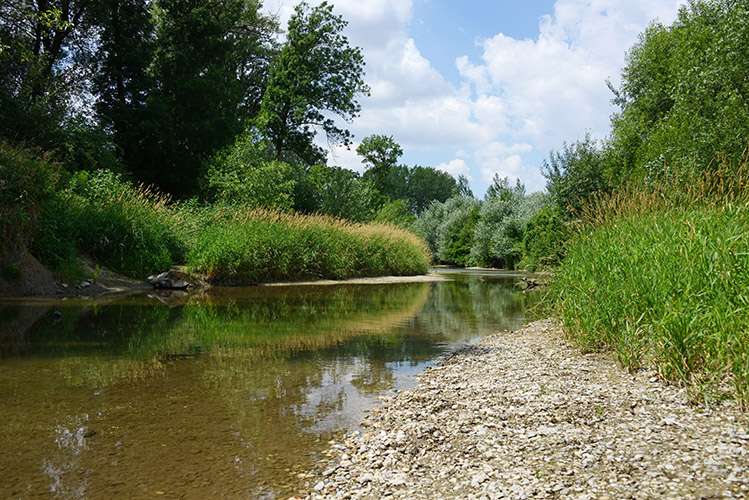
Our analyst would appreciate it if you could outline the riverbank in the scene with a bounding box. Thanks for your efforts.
[299,319,748,500]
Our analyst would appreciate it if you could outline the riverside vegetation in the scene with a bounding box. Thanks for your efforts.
[3,0,749,411]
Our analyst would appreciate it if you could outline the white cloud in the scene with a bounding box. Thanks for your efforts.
[264,0,683,195]
[436,159,471,180]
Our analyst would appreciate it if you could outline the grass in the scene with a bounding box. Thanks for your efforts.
[186,208,430,283]
[551,156,749,408]
[32,170,430,282]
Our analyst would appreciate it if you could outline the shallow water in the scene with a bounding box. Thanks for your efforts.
[0,269,539,499]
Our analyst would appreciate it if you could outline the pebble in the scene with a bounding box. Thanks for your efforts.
[298,319,749,499]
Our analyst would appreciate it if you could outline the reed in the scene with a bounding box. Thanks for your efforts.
[551,152,749,407]
[186,206,430,283]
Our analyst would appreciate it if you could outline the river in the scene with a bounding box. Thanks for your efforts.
[0,269,539,499]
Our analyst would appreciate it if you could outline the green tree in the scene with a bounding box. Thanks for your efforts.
[357,134,402,195]
[542,134,611,212]
[609,0,749,178]
[0,1,94,148]
[305,164,376,221]
[90,0,155,171]
[258,1,369,164]
[205,129,296,210]
[404,166,458,214]
[146,0,276,196]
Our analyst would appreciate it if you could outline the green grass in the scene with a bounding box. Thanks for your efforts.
[551,161,749,407]
[32,171,430,282]
[186,208,430,283]
[34,170,187,278]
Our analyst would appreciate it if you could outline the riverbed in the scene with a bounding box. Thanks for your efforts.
[0,269,539,499]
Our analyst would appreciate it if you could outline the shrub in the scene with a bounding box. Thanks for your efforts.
[0,142,58,260]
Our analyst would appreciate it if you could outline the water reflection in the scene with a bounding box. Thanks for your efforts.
[0,270,538,499]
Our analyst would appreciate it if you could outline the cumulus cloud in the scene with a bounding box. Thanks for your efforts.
[264,0,682,194]
[435,159,472,180]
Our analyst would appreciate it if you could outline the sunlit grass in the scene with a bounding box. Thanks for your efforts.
[35,171,430,281]
[551,153,749,407]
[186,207,430,283]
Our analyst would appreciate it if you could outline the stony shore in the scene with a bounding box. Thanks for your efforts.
[299,319,749,500]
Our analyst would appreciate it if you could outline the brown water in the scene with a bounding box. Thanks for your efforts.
[0,269,539,499]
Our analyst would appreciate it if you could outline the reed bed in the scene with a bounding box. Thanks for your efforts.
[186,207,430,283]
[39,171,430,281]
[551,155,749,407]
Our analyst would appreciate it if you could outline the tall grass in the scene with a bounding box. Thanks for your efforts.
[186,208,430,283]
[45,171,188,277]
[552,154,749,407]
[33,171,430,282]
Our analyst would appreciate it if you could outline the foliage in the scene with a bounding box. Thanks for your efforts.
[551,158,749,406]
[542,134,612,213]
[0,0,93,150]
[358,134,403,196]
[304,164,376,221]
[205,130,296,211]
[0,142,58,259]
[34,170,187,277]
[471,181,546,269]
[608,0,749,179]
[373,199,416,228]
[139,0,276,196]
[520,203,569,271]
[257,1,368,164]
[414,195,481,266]
[186,209,430,283]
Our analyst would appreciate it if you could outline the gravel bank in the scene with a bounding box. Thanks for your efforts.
[299,319,749,500]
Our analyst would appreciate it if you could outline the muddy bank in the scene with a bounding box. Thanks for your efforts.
[299,319,748,500]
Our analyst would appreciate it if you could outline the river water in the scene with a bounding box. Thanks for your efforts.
[0,269,539,499]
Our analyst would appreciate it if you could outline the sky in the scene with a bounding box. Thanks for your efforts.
[262,0,685,196]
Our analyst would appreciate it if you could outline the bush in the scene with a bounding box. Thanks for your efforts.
[521,204,569,271]
[0,142,58,260]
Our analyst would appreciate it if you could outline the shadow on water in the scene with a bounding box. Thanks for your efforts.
[0,269,539,499]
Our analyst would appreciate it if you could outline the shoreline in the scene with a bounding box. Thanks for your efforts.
[299,319,748,500]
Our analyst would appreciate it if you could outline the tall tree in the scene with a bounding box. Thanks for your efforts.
[608,0,749,178]
[258,1,369,164]
[127,0,276,196]
[0,1,94,147]
[357,134,402,196]
[91,0,154,170]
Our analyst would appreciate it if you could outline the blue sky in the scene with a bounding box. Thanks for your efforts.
[264,0,684,196]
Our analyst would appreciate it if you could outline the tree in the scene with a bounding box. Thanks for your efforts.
[404,166,457,214]
[357,134,402,193]
[0,1,95,148]
[205,129,296,210]
[305,163,376,221]
[608,0,749,178]
[90,0,155,172]
[258,1,369,164]
[134,0,276,196]
[542,134,611,212]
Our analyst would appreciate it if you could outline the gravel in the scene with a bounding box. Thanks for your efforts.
[297,319,749,500]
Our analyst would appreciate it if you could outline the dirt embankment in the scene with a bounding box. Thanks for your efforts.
[0,251,150,298]
[300,319,748,500]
